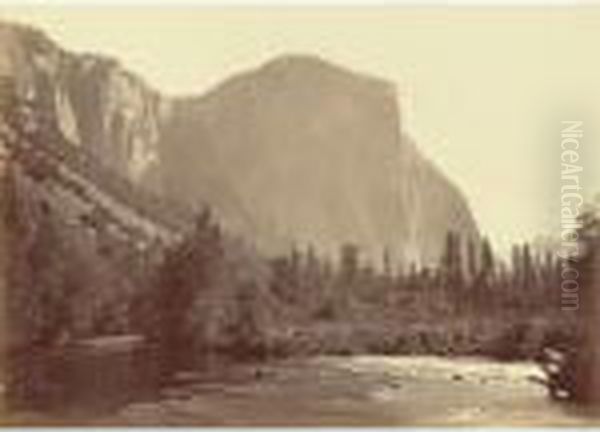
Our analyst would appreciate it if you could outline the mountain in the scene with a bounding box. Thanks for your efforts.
[0,22,478,267]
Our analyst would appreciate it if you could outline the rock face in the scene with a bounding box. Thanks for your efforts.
[0,21,478,266]
[0,23,166,188]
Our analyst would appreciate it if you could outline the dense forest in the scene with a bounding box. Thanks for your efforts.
[5,172,579,367]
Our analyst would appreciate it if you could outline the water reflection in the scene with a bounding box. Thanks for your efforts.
[7,336,161,416]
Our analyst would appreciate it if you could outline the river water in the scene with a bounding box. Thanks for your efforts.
[4,355,600,426]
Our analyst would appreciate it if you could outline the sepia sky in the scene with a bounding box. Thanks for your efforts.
[1,6,599,257]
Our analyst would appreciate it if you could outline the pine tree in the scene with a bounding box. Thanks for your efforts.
[466,238,479,282]
[441,231,463,290]
[474,236,496,310]
[382,246,392,279]
[522,243,534,291]
[150,207,224,377]
[512,244,522,288]
[480,237,495,279]
[340,243,360,282]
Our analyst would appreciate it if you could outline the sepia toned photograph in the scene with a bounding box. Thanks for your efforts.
[0,4,599,426]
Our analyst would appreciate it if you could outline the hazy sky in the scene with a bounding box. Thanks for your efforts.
[1,6,599,256]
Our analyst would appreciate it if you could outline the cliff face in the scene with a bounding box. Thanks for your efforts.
[0,22,478,266]
[161,55,479,264]
[0,23,166,188]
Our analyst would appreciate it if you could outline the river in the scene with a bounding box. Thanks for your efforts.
[3,355,599,426]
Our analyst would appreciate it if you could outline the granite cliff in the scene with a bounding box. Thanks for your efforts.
[0,22,478,267]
